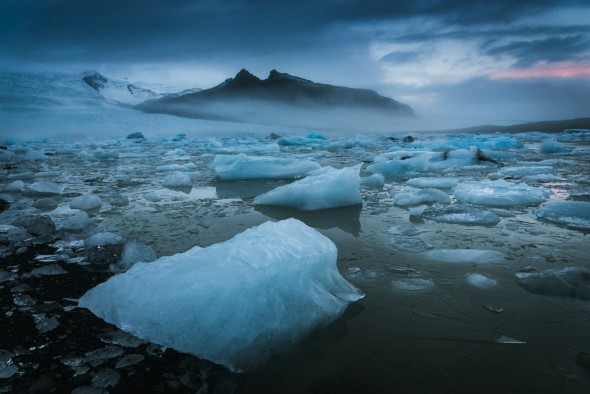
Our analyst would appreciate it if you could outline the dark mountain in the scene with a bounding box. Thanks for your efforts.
[137,69,414,124]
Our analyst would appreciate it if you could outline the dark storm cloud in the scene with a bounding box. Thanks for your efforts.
[0,0,587,65]
[483,35,590,67]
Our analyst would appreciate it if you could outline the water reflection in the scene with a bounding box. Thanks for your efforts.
[256,204,362,237]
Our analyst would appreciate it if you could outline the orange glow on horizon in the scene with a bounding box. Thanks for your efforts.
[490,61,590,80]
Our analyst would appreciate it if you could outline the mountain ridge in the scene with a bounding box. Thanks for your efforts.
[137,69,415,122]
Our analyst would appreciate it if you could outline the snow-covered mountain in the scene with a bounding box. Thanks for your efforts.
[81,71,166,106]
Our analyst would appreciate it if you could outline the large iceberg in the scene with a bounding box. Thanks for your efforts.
[253,165,362,211]
[537,201,590,230]
[211,153,320,180]
[453,180,548,206]
[79,219,364,373]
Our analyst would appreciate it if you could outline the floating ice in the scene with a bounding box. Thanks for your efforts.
[12,214,57,237]
[426,249,504,263]
[453,180,548,206]
[406,177,458,188]
[2,180,24,192]
[212,154,320,180]
[498,166,555,176]
[161,174,193,188]
[465,273,497,288]
[536,201,590,230]
[393,188,450,206]
[85,232,124,264]
[29,181,64,195]
[143,192,160,202]
[71,195,102,211]
[360,173,385,187]
[392,278,435,291]
[254,165,362,211]
[79,219,364,372]
[33,313,59,333]
[388,236,428,253]
[94,149,119,159]
[61,211,91,232]
[32,197,58,210]
[517,267,590,300]
[421,204,501,225]
[155,163,197,172]
[540,139,571,153]
[28,264,68,276]
[118,240,157,270]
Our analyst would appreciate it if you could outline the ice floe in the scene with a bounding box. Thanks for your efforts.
[254,165,362,211]
[421,204,501,225]
[161,173,193,188]
[79,219,363,373]
[536,201,590,229]
[406,177,458,188]
[393,188,450,206]
[70,195,102,211]
[517,267,590,300]
[453,180,549,206]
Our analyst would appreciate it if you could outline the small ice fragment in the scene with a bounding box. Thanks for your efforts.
[360,174,385,187]
[114,354,144,369]
[117,240,157,270]
[494,335,526,345]
[161,173,192,188]
[61,212,91,232]
[406,177,458,188]
[91,367,121,388]
[98,330,147,348]
[517,266,590,300]
[426,249,504,264]
[393,188,450,206]
[540,139,570,153]
[29,181,64,195]
[84,346,125,363]
[421,204,500,225]
[482,304,504,313]
[389,236,428,253]
[29,264,68,276]
[33,313,60,333]
[392,278,435,291]
[0,270,17,283]
[32,197,58,210]
[71,195,102,211]
[143,192,160,202]
[465,273,497,288]
[85,232,124,265]
[14,293,38,306]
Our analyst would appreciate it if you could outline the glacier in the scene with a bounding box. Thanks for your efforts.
[79,219,364,373]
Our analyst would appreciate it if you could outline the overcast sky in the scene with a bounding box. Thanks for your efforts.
[1,0,590,125]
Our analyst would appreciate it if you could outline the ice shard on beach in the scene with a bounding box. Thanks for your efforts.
[79,219,364,373]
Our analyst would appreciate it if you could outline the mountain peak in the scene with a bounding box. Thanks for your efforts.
[267,69,311,83]
[232,69,260,84]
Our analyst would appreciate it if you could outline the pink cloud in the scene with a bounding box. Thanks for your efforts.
[490,61,590,80]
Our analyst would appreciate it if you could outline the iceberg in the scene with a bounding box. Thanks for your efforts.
[536,201,590,229]
[212,153,320,180]
[453,180,548,206]
[254,165,362,211]
[540,139,571,153]
[79,219,363,373]
[29,181,64,195]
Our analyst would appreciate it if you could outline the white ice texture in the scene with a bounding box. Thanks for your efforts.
[453,180,548,206]
[212,153,320,180]
[426,249,504,263]
[253,165,362,211]
[70,195,102,210]
[537,201,590,229]
[78,219,364,373]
